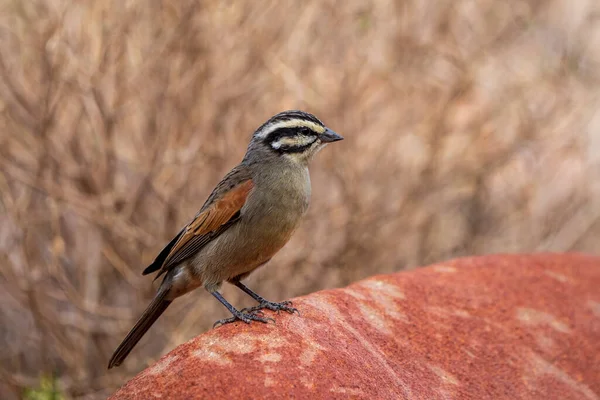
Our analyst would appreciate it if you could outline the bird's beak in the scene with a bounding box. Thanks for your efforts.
[321,128,344,143]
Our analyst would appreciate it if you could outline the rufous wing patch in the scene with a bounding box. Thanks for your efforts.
[163,179,254,266]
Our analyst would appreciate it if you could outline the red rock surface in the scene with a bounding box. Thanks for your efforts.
[109,254,600,399]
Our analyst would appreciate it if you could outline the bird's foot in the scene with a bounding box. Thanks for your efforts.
[242,300,299,315]
[213,308,274,328]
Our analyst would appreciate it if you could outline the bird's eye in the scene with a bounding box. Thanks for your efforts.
[299,127,313,135]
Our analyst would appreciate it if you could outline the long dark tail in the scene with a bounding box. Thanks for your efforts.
[108,289,171,369]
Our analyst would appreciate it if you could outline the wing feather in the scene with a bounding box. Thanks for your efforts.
[149,173,253,279]
[142,229,185,275]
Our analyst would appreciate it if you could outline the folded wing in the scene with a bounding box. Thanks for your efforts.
[142,167,254,278]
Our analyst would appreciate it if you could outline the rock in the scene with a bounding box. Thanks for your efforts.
[110,254,600,399]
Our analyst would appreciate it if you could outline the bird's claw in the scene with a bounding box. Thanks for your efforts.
[243,300,299,315]
[213,309,275,328]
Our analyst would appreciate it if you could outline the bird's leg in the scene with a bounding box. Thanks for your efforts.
[210,291,274,328]
[233,281,298,315]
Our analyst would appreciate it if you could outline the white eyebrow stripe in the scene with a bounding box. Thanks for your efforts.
[255,119,325,139]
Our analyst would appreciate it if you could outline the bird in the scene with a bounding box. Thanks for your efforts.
[107,110,343,369]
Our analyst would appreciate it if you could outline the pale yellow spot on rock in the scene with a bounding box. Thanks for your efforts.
[356,301,391,335]
[303,295,343,321]
[428,306,471,319]
[330,386,364,395]
[192,348,232,366]
[148,354,179,375]
[359,280,406,300]
[588,300,600,318]
[343,288,368,301]
[535,335,556,351]
[348,283,408,324]
[463,349,476,359]
[254,333,289,349]
[433,265,457,273]
[426,306,471,318]
[369,293,408,322]
[216,333,257,354]
[386,309,409,323]
[432,319,452,331]
[259,352,282,363]
[517,308,571,334]
[527,352,598,400]
[299,340,325,366]
[483,318,508,332]
[300,376,314,389]
[192,331,288,367]
[544,270,569,283]
[428,306,447,317]
[428,365,459,386]
[452,309,471,318]
[216,332,288,355]
[264,376,276,387]
[285,316,328,367]
[299,347,319,366]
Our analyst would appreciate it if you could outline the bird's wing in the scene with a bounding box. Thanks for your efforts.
[142,166,254,279]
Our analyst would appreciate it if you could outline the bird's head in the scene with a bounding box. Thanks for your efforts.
[246,110,343,165]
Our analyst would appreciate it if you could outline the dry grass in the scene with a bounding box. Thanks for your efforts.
[1,0,600,398]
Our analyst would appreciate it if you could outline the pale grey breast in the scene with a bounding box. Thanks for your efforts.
[193,163,311,287]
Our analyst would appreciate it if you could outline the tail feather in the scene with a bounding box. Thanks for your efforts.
[108,290,171,369]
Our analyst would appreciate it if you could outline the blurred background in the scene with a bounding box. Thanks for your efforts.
[1,0,600,398]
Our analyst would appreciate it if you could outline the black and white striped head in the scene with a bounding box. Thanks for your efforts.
[248,110,343,164]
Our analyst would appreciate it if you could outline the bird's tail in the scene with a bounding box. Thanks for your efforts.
[108,289,171,369]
